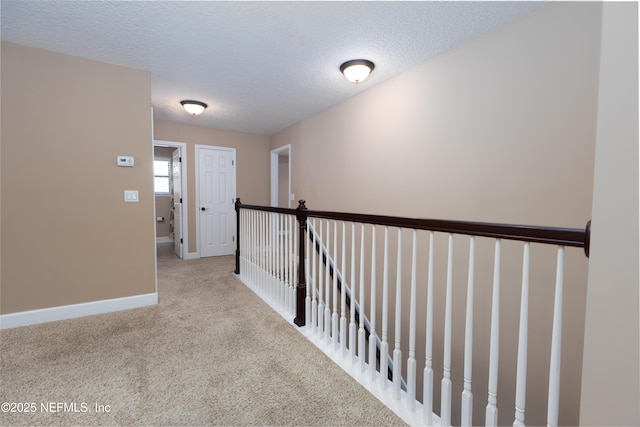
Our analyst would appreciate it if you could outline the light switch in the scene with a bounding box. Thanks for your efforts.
[124,190,139,202]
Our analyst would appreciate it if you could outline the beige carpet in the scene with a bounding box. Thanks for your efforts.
[0,255,405,426]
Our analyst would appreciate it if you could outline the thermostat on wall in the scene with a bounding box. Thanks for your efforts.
[117,156,134,167]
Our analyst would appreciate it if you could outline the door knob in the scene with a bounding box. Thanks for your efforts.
[201,207,206,211]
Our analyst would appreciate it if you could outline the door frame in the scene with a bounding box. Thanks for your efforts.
[195,145,237,258]
[153,139,189,258]
[270,144,291,208]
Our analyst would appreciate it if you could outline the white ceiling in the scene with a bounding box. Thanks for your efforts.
[1,1,545,136]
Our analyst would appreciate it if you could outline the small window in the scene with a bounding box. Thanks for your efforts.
[154,159,171,194]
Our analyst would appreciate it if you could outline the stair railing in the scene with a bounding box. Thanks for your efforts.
[306,220,408,390]
[234,198,590,427]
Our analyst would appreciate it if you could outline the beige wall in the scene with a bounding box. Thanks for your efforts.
[580,2,640,425]
[1,42,155,314]
[153,121,270,254]
[271,3,601,425]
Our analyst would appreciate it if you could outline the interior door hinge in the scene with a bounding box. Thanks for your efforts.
[232,236,235,242]
[180,238,183,243]
[232,160,235,166]
[179,157,182,162]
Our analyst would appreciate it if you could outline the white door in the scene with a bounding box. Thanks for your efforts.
[172,148,183,258]
[198,146,236,257]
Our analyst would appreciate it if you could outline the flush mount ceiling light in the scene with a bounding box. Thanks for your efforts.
[180,100,208,115]
[340,59,375,84]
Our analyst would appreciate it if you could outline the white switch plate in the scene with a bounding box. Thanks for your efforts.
[124,190,139,202]
[290,193,295,201]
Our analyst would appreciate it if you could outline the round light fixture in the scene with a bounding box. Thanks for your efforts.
[340,59,375,83]
[180,100,208,115]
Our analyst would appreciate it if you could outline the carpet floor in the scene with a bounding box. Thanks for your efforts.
[0,255,405,426]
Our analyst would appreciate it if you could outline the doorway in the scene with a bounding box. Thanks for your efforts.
[271,144,291,208]
[196,145,237,257]
[153,140,188,259]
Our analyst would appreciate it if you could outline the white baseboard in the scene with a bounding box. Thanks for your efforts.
[156,236,173,244]
[0,293,158,330]
[184,252,200,260]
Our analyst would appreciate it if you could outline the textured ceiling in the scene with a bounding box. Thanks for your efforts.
[1,1,545,135]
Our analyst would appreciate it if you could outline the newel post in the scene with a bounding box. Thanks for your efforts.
[294,200,308,327]
[234,198,241,275]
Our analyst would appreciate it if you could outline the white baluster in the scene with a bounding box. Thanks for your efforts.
[252,210,256,285]
[288,215,292,311]
[514,243,530,427]
[258,211,262,290]
[268,212,272,294]
[269,213,274,299]
[247,210,251,282]
[243,210,247,276]
[359,223,366,372]
[486,239,501,427]
[325,219,331,343]
[264,212,268,292]
[265,212,270,293]
[275,214,280,303]
[407,229,418,412]
[283,215,287,304]
[263,211,268,291]
[283,215,288,309]
[250,210,254,285]
[423,231,435,425]
[271,213,276,300]
[287,215,294,312]
[262,212,267,293]
[442,234,454,426]
[288,215,293,315]
[258,211,262,288]
[393,229,403,400]
[257,211,261,289]
[318,220,324,335]
[462,237,476,427]
[340,222,347,357]
[311,219,318,335]
[282,214,286,308]
[369,225,377,381]
[381,227,390,388]
[252,210,256,282]
[547,246,565,427]
[257,211,262,290]
[332,221,339,350]
[263,212,268,294]
[277,214,282,302]
[246,210,250,275]
[278,214,283,305]
[349,223,357,364]
[257,211,262,291]
[279,215,283,304]
[306,220,312,327]
[245,210,256,287]
[272,213,277,300]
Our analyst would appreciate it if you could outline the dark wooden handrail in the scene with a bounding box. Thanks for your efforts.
[236,200,591,252]
[234,198,591,327]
